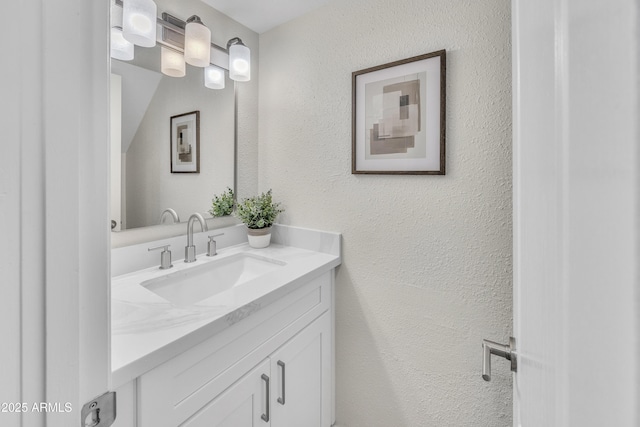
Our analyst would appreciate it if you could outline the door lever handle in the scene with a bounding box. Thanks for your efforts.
[482,337,517,381]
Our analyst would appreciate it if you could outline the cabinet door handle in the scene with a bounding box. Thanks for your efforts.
[277,360,286,405]
[261,374,270,422]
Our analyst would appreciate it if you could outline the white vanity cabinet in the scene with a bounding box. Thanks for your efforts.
[181,313,330,427]
[131,271,334,427]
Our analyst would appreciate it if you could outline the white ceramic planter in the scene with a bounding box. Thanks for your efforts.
[246,226,272,249]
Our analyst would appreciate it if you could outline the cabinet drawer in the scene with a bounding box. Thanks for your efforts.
[138,272,331,426]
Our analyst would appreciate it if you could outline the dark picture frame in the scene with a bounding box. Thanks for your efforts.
[170,110,200,173]
[352,50,446,175]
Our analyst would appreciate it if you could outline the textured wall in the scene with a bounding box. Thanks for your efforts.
[258,0,513,425]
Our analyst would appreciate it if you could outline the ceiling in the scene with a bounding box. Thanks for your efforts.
[200,0,331,34]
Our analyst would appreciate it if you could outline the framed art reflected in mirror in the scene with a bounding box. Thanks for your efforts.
[171,110,200,173]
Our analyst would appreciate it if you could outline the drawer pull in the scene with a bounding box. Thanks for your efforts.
[277,361,286,405]
[261,374,270,422]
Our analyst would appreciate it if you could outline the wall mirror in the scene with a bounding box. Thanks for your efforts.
[109,0,238,239]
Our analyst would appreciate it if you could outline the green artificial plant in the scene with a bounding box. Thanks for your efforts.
[209,187,235,217]
[235,190,284,229]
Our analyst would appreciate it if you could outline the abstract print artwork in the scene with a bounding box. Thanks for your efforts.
[366,75,425,158]
[352,50,445,174]
[170,111,200,173]
[176,123,192,163]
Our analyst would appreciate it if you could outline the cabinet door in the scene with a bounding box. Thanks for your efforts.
[182,359,271,427]
[270,312,332,427]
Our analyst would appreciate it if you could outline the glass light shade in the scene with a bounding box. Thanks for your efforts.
[111,28,134,61]
[204,65,225,89]
[229,42,250,81]
[184,20,211,67]
[122,0,157,48]
[161,47,186,77]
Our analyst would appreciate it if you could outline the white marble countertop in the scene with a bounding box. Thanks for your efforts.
[111,240,340,388]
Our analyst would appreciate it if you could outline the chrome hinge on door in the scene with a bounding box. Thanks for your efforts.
[482,337,517,381]
[81,392,116,427]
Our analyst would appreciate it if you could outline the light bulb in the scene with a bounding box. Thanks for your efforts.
[184,16,211,67]
[204,65,225,89]
[233,59,249,73]
[161,47,185,77]
[122,0,157,48]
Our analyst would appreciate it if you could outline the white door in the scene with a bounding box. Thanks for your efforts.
[1,0,111,426]
[510,0,639,426]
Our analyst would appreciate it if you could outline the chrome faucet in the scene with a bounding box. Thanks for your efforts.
[185,213,208,263]
[159,208,180,224]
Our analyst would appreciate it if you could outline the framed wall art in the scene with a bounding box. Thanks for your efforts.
[170,110,200,173]
[352,50,446,174]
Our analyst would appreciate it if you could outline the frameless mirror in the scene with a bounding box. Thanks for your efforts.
[110,8,235,232]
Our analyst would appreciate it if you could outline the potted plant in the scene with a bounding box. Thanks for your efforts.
[235,190,284,248]
[209,187,235,217]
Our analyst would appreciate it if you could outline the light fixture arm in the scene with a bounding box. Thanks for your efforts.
[186,15,204,25]
[226,37,246,50]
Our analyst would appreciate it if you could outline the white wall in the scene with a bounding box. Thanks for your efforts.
[111,60,163,154]
[125,65,235,228]
[259,0,513,425]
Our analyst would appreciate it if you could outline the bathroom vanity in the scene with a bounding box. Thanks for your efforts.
[110,224,341,427]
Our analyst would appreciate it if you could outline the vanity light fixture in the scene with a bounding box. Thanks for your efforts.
[110,2,134,61]
[227,37,251,82]
[204,64,225,90]
[161,46,186,77]
[111,1,252,86]
[122,0,157,48]
[184,15,211,67]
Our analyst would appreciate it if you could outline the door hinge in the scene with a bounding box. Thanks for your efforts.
[81,391,116,427]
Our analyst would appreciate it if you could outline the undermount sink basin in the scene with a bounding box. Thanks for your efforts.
[142,253,286,306]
